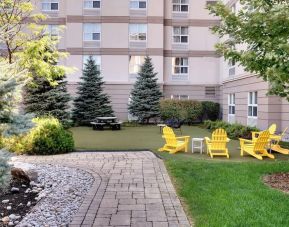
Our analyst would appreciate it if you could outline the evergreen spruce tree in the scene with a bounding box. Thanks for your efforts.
[72,56,114,125]
[128,57,162,123]
[24,76,71,123]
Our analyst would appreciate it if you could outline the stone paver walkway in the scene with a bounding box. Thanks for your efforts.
[13,151,191,227]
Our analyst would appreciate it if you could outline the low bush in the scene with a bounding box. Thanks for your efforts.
[0,149,10,189]
[160,99,203,124]
[204,120,259,139]
[4,117,74,155]
[202,101,220,121]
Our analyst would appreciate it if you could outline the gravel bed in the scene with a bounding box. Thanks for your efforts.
[16,164,94,227]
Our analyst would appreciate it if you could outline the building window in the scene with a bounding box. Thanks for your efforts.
[41,0,59,11]
[173,27,188,43]
[231,3,236,14]
[228,59,236,76]
[171,95,189,100]
[83,55,101,71]
[45,25,59,38]
[228,93,235,115]
[84,0,101,9]
[172,0,189,12]
[83,23,101,41]
[130,0,146,9]
[248,91,258,117]
[129,24,147,41]
[172,57,188,75]
[129,56,145,74]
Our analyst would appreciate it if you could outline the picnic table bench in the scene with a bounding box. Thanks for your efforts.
[90,117,123,130]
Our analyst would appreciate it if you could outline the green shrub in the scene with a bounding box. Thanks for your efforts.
[0,149,10,189]
[203,120,259,140]
[202,101,220,121]
[4,117,74,155]
[160,99,203,124]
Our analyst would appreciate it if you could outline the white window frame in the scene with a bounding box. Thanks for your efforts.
[129,56,145,74]
[170,95,189,100]
[130,0,147,9]
[129,24,147,42]
[83,55,101,71]
[231,3,236,14]
[228,93,236,116]
[84,0,101,9]
[41,0,59,11]
[228,59,236,76]
[248,91,258,118]
[172,0,189,13]
[172,57,189,75]
[173,26,189,44]
[83,23,101,41]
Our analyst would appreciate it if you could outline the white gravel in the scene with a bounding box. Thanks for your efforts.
[16,164,94,227]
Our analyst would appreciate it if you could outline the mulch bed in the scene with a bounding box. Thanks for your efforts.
[0,180,38,227]
[263,173,289,193]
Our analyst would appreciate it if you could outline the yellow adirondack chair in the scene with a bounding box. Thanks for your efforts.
[158,126,190,154]
[271,127,289,155]
[252,124,277,140]
[239,130,275,160]
[205,128,229,158]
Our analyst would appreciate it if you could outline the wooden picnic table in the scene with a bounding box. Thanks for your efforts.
[90,117,122,130]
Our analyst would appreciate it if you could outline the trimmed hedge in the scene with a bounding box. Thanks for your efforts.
[160,100,203,124]
[204,120,259,140]
[160,99,220,123]
[4,117,74,155]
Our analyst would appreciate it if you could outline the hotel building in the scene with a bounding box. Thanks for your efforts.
[25,0,289,137]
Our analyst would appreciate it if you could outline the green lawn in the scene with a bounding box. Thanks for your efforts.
[71,126,289,226]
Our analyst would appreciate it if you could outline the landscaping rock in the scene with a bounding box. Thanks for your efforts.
[11,168,31,184]
[2,200,9,204]
[11,187,20,193]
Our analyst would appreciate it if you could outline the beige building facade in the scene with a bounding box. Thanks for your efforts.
[30,0,288,137]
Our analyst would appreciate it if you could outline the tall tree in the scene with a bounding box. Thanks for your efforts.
[128,57,162,123]
[0,0,45,63]
[21,35,71,123]
[208,0,289,100]
[72,56,114,126]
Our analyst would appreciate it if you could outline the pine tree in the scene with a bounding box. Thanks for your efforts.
[128,57,162,123]
[24,76,71,123]
[72,56,114,126]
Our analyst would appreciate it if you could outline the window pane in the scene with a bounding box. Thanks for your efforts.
[173,5,180,11]
[51,3,58,10]
[92,33,100,40]
[181,67,188,74]
[181,36,188,43]
[249,92,253,104]
[173,27,180,35]
[248,106,252,116]
[172,0,180,3]
[181,0,188,3]
[173,36,180,43]
[254,92,258,104]
[253,107,258,117]
[181,27,188,35]
[42,3,50,10]
[139,1,146,8]
[175,58,180,66]
[84,1,93,8]
[174,67,180,74]
[93,1,100,8]
[232,106,235,114]
[181,5,188,12]
[181,58,188,66]
[139,33,146,40]
[130,1,138,8]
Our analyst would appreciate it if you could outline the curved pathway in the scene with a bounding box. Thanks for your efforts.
[13,151,191,227]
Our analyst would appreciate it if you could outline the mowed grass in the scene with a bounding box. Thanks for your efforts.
[71,126,289,226]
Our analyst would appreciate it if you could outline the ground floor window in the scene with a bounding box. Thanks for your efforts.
[228,93,235,115]
[248,91,258,117]
[170,95,189,100]
[129,56,145,74]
